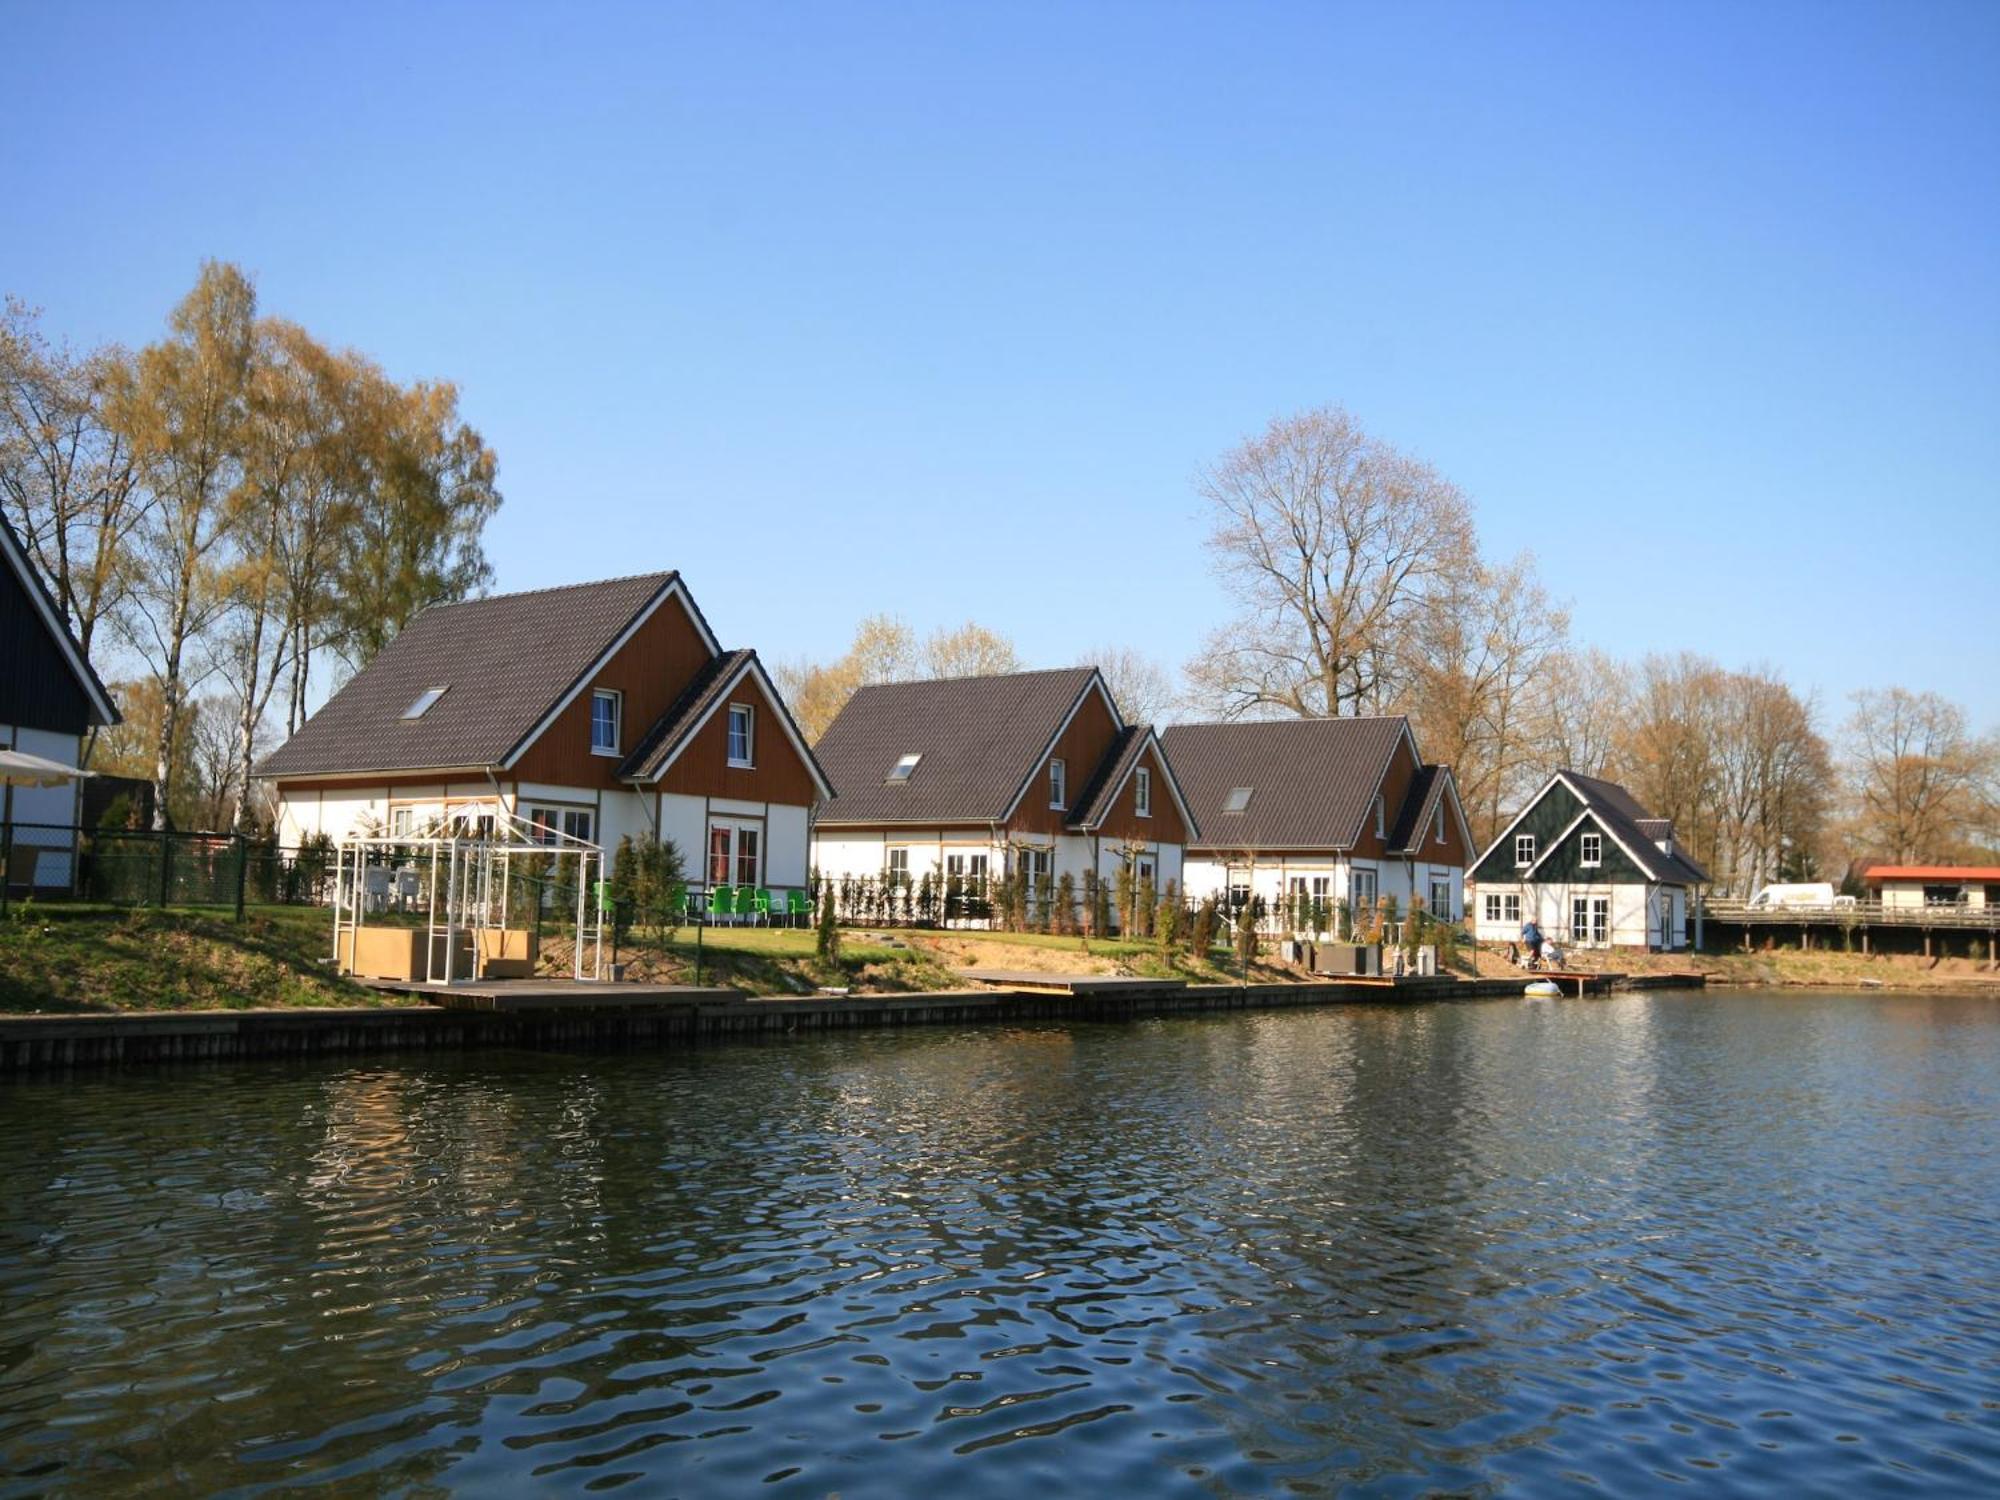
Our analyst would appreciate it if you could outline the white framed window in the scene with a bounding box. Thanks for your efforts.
[563,810,592,843]
[1311,876,1330,901]
[1484,892,1502,923]
[945,851,988,882]
[1017,846,1052,881]
[402,686,448,720]
[707,820,762,887]
[1374,794,1386,839]
[1135,855,1156,887]
[1435,805,1446,844]
[1580,832,1602,868]
[591,690,621,755]
[887,752,921,783]
[1430,876,1453,921]
[886,847,910,885]
[1351,866,1378,914]
[1504,892,1521,924]
[726,703,754,767]
[1135,767,1152,817]
[389,806,414,837]
[530,808,560,845]
[1224,786,1252,814]
[1048,758,1066,810]
[1515,834,1536,867]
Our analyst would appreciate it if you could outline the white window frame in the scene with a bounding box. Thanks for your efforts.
[1351,866,1378,915]
[590,689,622,756]
[726,703,754,768]
[888,752,921,782]
[1374,794,1386,840]
[389,806,414,838]
[402,686,448,720]
[1580,832,1602,868]
[1048,758,1066,810]
[563,809,593,843]
[886,846,911,886]
[1430,876,1453,921]
[1224,786,1252,814]
[1515,834,1536,868]
[1504,892,1521,924]
[1484,892,1502,923]
[1135,767,1152,817]
[1435,804,1446,844]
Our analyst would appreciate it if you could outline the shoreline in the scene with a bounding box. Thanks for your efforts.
[2,972,1692,1072]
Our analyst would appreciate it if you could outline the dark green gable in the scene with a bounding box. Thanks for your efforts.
[1535,812,1652,884]
[1469,778,1583,880]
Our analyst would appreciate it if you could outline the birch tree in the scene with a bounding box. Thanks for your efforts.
[0,299,146,656]
[111,262,257,828]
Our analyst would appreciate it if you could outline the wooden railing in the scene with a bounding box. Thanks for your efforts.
[1703,899,2000,931]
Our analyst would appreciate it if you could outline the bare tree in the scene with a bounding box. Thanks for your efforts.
[923,621,1020,679]
[1540,647,1629,778]
[1398,552,1568,846]
[1613,653,1727,875]
[1084,645,1178,726]
[1843,687,1997,864]
[1187,404,1476,719]
[0,298,147,656]
[1710,669,1831,895]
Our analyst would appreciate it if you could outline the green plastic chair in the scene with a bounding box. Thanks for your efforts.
[785,889,811,927]
[709,885,735,923]
[752,888,774,925]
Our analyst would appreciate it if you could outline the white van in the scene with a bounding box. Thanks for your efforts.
[1748,882,1837,910]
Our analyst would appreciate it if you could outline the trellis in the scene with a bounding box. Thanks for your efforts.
[332,810,605,984]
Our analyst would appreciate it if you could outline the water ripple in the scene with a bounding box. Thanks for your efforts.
[1,993,1997,1496]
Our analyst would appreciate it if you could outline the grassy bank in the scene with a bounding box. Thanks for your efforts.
[0,903,397,1014]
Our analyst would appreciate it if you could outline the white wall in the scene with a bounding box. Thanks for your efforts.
[5,726,80,888]
[1471,878,1686,950]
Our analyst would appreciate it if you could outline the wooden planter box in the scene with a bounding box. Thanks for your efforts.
[339,927,475,982]
[476,927,539,980]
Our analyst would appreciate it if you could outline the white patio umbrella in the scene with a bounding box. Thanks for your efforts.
[0,749,94,904]
[0,748,95,787]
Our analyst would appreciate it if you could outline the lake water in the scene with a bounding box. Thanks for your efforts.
[2,990,1997,1497]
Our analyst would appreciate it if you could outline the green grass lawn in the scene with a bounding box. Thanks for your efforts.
[0,902,396,1014]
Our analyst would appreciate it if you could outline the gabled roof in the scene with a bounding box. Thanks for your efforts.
[1474,770,1709,885]
[1066,725,1201,839]
[814,667,1107,825]
[1162,716,1412,851]
[617,648,833,799]
[1386,763,1472,856]
[257,572,695,777]
[0,513,119,727]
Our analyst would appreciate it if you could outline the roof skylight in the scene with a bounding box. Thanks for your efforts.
[402,686,449,720]
[886,752,922,783]
[1223,786,1253,814]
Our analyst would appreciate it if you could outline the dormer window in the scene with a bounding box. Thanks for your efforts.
[1224,786,1252,814]
[1515,834,1536,867]
[1135,767,1152,817]
[591,690,621,755]
[1580,832,1602,868]
[1049,758,1066,810]
[402,686,448,720]
[887,752,922,783]
[726,703,754,767]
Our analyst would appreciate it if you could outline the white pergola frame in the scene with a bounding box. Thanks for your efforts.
[333,808,606,985]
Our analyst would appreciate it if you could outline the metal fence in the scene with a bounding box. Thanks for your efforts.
[0,823,335,918]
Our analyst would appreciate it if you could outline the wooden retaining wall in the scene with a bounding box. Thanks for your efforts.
[0,973,1688,1073]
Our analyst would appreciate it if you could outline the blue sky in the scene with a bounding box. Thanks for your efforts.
[6,1,1996,726]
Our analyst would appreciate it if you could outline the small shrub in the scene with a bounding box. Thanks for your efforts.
[1191,894,1219,958]
[816,884,841,962]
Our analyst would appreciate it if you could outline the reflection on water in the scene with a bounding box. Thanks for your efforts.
[2,992,1997,1496]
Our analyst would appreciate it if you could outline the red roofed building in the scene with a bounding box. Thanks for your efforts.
[1863,866,2000,910]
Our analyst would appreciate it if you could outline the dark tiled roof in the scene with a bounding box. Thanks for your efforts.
[1163,716,1409,851]
[1559,771,1710,885]
[618,648,755,781]
[257,573,677,776]
[1067,726,1147,830]
[1387,764,1453,854]
[814,667,1101,824]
